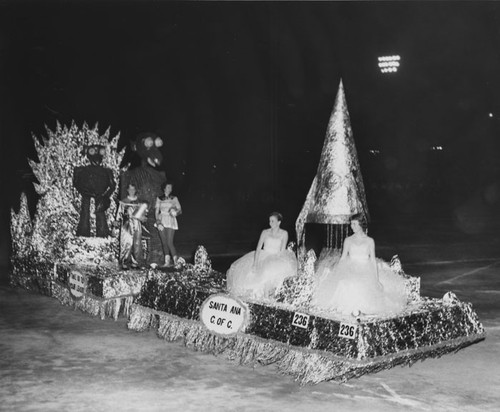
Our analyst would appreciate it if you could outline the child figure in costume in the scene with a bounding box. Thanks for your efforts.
[117,183,147,270]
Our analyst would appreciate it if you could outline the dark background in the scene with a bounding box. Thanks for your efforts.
[2,1,500,263]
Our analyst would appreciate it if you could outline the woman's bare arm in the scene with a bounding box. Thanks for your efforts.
[339,237,350,260]
[280,230,289,251]
[253,230,266,266]
[368,237,379,279]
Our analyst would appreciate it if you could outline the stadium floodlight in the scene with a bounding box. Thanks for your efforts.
[378,55,400,74]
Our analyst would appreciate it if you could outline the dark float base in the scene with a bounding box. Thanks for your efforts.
[128,269,485,384]
[10,257,148,320]
[10,258,485,384]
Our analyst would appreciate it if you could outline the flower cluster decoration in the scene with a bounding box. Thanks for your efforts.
[10,193,33,259]
[390,254,421,303]
[193,245,212,274]
[275,249,317,309]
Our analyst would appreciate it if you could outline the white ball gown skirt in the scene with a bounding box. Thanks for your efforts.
[311,256,407,317]
[226,249,298,300]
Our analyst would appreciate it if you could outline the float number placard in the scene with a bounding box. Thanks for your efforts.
[68,270,87,300]
[200,294,248,337]
[338,322,357,339]
[292,312,310,329]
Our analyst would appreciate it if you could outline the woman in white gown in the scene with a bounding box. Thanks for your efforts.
[226,212,298,300]
[311,215,407,317]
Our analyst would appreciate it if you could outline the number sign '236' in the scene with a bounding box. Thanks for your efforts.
[291,312,310,329]
[338,322,358,339]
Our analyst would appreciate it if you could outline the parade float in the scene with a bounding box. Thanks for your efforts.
[9,122,150,320]
[10,82,485,384]
[126,81,485,383]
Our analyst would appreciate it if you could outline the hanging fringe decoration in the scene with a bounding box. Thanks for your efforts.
[10,247,486,384]
[45,280,136,320]
[127,302,486,385]
[323,224,350,252]
[128,304,155,331]
[10,254,148,321]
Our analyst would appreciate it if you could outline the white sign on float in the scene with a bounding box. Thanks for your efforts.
[200,294,249,337]
[338,322,358,339]
[292,312,310,329]
[68,270,87,300]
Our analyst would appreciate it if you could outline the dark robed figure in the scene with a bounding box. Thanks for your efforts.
[120,132,166,265]
[73,145,115,237]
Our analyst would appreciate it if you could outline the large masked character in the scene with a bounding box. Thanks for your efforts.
[73,145,116,237]
[120,132,166,265]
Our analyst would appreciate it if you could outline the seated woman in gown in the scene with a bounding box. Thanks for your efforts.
[311,214,407,317]
[226,212,298,300]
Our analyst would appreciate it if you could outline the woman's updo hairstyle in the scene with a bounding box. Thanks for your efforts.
[350,213,368,232]
[160,180,174,200]
[269,211,283,222]
[161,180,174,192]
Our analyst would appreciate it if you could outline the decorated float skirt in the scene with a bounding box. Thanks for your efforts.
[311,242,407,317]
[227,236,297,300]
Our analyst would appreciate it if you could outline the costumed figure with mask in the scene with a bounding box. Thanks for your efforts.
[73,145,116,237]
[120,133,166,265]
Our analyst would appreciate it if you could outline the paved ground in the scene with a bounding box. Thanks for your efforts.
[1,220,500,412]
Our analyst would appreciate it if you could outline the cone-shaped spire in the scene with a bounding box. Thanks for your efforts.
[296,80,369,247]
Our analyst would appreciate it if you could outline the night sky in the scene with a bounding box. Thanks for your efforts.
[2,1,500,235]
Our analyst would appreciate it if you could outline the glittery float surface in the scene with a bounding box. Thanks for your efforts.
[126,252,484,383]
[296,81,369,251]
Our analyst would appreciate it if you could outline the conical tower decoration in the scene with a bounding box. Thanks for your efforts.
[296,79,369,254]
